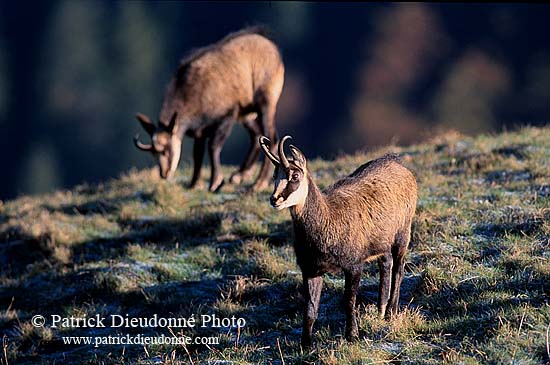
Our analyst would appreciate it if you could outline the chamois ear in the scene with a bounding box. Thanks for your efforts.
[136,113,156,136]
[167,112,178,133]
[289,145,307,170]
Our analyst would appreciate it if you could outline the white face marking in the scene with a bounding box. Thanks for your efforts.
[272,168,308,210]
[272,177,288,210]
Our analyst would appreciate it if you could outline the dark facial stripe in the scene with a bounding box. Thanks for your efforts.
[273,167,301,200]
[284,179,301,198]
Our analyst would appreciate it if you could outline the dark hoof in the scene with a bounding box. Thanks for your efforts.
[230,170,254,185]
[301,334,312,349]
[345,326,359,342]
[345,333,359,342]
[229,173,242,185]
[385,307,398,320]
[209,178,225,193]
[187,180,204,190]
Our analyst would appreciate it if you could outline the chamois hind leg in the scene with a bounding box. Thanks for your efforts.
[377,252,393,319]
[230,117,261,185]
[207,118,234,192]
[344,266,363,341]
[301,275,323,348]
[386,228,410,319]
[251,63,283,192]
[251,100,278,191]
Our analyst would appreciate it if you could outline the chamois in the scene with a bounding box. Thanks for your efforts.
[134,27,284,192]
[260,135,417,347]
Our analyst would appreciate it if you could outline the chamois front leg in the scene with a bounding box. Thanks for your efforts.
[188,136,206,189]
[377,252,393,318]
[344,266,363,341]
[302,275,323,348]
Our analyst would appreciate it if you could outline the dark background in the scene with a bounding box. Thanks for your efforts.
[1,2,549,200]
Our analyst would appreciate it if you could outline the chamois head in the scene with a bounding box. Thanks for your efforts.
[134,112,181,179]
[260,135,309,210]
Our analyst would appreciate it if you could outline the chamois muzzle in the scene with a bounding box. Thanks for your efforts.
[269,195,279,207]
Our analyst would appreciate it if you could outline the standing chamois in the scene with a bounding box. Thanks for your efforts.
[260,135,417,347]
[134,27,284,192]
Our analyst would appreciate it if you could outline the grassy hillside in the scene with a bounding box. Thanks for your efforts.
[1,127,549,365]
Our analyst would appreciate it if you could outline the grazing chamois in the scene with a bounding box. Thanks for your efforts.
[134,27,284,192]
[260,135,417,347]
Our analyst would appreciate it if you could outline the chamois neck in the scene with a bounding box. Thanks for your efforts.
[291,174,329,225]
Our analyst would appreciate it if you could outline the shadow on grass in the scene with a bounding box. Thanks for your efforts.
[0,209,302,363]
[41,191,154,216]
[8,276,229,363]
[263,220,293,246]
[473,209,550,238]
[2,247,287,363]
[72,211,224,261]
[416,268,549,344]
[0,191,155,275]
[0,210,225,278]
[0,229,53,275]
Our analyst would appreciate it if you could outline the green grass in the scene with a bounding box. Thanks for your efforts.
[1,126,549,364]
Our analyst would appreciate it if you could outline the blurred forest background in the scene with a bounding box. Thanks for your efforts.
[1,2,549,200]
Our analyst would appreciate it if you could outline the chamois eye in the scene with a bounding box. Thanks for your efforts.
[291,172,300,181]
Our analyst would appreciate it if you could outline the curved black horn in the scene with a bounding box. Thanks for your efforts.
[259,136,280,165]
[134,134,153,151]
[278,135,292,169]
